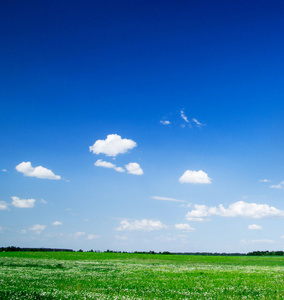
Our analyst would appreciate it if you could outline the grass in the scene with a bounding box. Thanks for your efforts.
[0,252,284,299]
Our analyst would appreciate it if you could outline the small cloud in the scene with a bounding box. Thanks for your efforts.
[192,118,205,127]
[179,170,212,184]
[248,224,262,230]
[180,110,190,124]
[39,199,47,204]
[94,159,125,173]
[29,224,46,234]
[11,196,35,208]
[174,223,195,232]
[83,219,89,222]
[151,196,185,203]
[89,134,137,157]
[259,179,271,183]
[125,162,143,175]
[51,221,62,226]
[74,231,86,238]
[116,219,167,231]
[87,234,100,240]
[21,229,27,234]
[0,201,8,210]
[15,162,61,180]
[270,184,283,189]
[2,169,7,172]
[160,120,171,125]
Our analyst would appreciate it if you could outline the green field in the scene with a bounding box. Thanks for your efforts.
[1,252,284,299]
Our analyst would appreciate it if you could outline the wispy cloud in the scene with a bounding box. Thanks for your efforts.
[160,120,171,125]
[186,201,284,222]
[259,179,271,183]
[90,134,137,157]
[2,169,7,172]
[0,201,8,210]
[116,219,167,231]
[270,181,284,189]
[192,118,205,127]
[16,162,61,180]
[180,110,190,124]
[179,170,212,184]
[151,196,185,203]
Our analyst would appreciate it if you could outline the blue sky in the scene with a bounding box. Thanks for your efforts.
[1,0,284,252]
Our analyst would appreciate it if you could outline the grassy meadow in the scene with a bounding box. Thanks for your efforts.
[0,252,284,299]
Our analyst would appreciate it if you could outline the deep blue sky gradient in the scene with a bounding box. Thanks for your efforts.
[1,0,284,252]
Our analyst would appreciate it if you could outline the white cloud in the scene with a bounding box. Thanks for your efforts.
[174,223,195,232]
[179,170,212,184]
[11,196,35,208]
[74,231,86,238]
[160,120,171,125]
[116,219,167,231]
[89,134,137,157]
[94,159,125,173]
[192,118,205,127]
[259,179,271,182]
[180,110,190,123]
[29,224,46,234]
[15,162,61,180]
[51,221,62,226]
[270,184,283,189]
[125,162,143,175]
[0,201,8,210]
[87,234,100,240]
[248,224,262,230]
[2,169,7,172]
[186,201,284,221]
[95,159,116,168]
[151,196,185,203]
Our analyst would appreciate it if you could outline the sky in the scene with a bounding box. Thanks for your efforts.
[1,0,284,252]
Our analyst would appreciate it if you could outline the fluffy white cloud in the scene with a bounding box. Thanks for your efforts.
[186,201,284,221]
[248,224,262,230]
[89,134,137,157]
[160,120,171,125]
[94,159,125,173]
[11,196,35,208]
[52,221,62,226]
[0,201,8,210]
[125,162,143,175]
[29,224,46,234]
[2,169,7,172]
[174,223,195,232]
[179,170,212,184]
[16,162,61,180]
[151,196,184,203]
[116,219,167,231]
